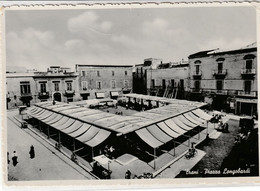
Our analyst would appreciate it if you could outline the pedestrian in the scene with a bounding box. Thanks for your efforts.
[29,145,35,159]
[12,151,18,166]
[125,169,131,179]
[7,152,10,165]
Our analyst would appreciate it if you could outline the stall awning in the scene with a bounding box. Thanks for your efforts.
[28,105,111,148]
[111,91,119,97]
[96,92,105,99]
[135,128,164,148]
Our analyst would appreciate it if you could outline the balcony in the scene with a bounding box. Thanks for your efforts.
[38,92,50,100]
[21,92,32,97]
[212,69,227,78]
[191,88,202,93]
[192,70,202,77]
[211,89,228,95]
[237,91,257,97]
[241,69,256,79]
[63,90,75,97]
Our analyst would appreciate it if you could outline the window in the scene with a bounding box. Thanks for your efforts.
[151,79,155,88]
[246,60,253,70]
[82,71,86,76]
[112,71,115,76]
[216,80,223,90]
[244,81,251,93]
[97,71,100,77]
[39,82,46,93]
[195,65,200,74]
[111,80,116,89]
[125,71,127,76]
[20,81,31,95]
[96,81,102,89]
[82,81,88,91]
[218,62,223,73]
[124,80,129,88]
[66,82,72,91]
[54,82,59,91]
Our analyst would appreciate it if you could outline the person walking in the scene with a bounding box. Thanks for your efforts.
[125,169,131,179]
[12,151,18,166]
[7,152,10,165]
[29,145,35,159]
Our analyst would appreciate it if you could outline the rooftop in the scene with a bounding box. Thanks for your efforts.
[188,43,257,59]
[33,94,206,135]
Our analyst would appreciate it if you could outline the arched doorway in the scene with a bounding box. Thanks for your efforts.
[53,92,62,102]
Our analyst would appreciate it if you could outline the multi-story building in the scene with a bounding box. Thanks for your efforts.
[76,64,133,100]
[189,43,257,116]
[146,61,189,98]
[6,66,79,109]
[133,58,163,95]
[33,66,79,103]
[6,72,37,108]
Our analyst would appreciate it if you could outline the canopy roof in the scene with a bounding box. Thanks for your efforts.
[27,94,212,148]
[27,104,111,148]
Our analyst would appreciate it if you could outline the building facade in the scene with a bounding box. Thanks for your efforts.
[6,72,37,109]
[76,64,133,100]
[33,66,79,103]
[189,44,257,116]
[133,58,163,95]
[146,62,189,99]
[6,66,79,109]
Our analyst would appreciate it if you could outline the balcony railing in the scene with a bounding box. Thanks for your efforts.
[210,89,228,95]
[212,69,227,76]
[191,88,202,93]
[238,91,257,97]
[38,92,49,96]
[38,92,50,99]
[64,90,75,97]
[21,92,32,97]
[193,70,202,76]
[241,69,256,75]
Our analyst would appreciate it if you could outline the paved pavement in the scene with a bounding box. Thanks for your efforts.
[7,111,95,181]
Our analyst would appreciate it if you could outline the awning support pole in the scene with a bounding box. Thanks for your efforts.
[198,126,200,140]
[58,132,61,144]
[39,121,41,132]
[92,147,94,162]
[73,140,75,152]
[154,148,156,170]
[173,138,175,156]
[47,126,50,139]
[188,132,190,147]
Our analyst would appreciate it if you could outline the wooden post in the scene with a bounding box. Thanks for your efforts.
[58,132,61,144]
[92,147,94,162]
[154,148,156,170]
[188,132,190,147]
[173,139,175,156]
[198,126,200,140]
[39,121,41,132]
[73,139,75,152]
[47,126,50,139]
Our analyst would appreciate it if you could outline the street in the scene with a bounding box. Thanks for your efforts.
[7,113,94,181]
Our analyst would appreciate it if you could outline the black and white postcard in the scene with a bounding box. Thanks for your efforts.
[1,2,260,189]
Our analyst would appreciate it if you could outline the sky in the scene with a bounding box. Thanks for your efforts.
[5,5,257,72]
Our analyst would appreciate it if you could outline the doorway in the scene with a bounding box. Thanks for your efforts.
[53,92,62,102]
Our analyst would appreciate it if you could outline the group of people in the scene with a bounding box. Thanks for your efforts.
[8,145,35,167]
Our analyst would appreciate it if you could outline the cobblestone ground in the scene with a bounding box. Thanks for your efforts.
[176,119,241,177]
[6,114,93,181]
